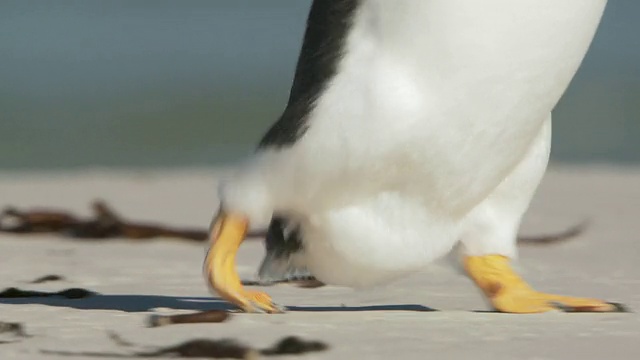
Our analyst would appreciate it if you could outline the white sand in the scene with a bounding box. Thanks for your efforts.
[0,165,639,359]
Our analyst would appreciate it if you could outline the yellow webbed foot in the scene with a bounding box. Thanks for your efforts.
[203,211,284,314]
[464,255,628,314]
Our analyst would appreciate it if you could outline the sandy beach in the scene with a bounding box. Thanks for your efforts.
[0,165,639,359]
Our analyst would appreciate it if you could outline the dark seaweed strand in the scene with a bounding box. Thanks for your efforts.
[258,0,360,149]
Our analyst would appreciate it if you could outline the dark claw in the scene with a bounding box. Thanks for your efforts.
[606,302,632,313]
[264,302,287,314]
[245,299,287,314]
[549,301,631,313]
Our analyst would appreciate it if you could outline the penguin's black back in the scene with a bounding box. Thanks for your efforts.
[258,0,360,149]
[256,0,360,282]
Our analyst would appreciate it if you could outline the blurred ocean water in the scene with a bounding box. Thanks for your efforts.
[1,0,638,170]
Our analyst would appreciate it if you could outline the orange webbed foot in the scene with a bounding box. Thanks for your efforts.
[203,211,285,314]
[464,255,628,314]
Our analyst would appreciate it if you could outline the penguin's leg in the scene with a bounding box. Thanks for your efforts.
[460,115,626,313]
[203,209,284,313]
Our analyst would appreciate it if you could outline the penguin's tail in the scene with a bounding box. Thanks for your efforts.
[253,217,324,288]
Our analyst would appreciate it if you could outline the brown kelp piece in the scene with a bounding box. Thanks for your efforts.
[147,310,231,327]
[41,333,329,359]
[134,339,258,359]
[516,221,589,245]
[0,207,79,233]
[43,337,259,359]
[0,287,94,299]
[84,201,208,241]
[0,200,211,242]
[260,336,329,356]
[28,275,65,284]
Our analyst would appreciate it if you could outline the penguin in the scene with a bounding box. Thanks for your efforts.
[203,0,626,314]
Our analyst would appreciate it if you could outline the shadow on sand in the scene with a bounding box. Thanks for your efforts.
[0,293,437,313]
[0,293,232,312]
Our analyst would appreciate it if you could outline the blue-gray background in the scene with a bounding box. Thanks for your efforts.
[1,1,638,170]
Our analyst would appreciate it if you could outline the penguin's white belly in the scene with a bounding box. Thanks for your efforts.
[300,192,460,288]
[262,0,607,213]
[226,0,607,287]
